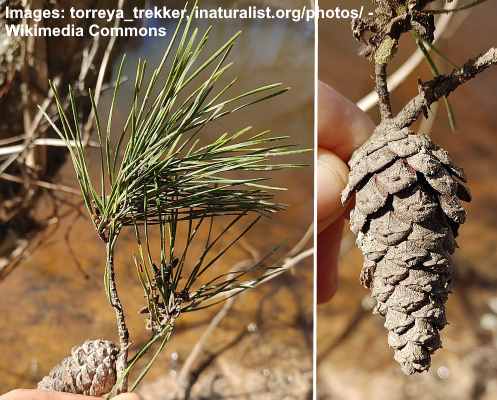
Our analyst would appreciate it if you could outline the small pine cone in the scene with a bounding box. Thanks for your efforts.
[342,125,471,375]
[38,339,119,396]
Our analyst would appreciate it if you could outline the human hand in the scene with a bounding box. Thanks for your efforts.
[317,81,374,303]
[0,389,140,400]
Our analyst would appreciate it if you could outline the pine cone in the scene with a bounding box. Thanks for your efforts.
[341,125,471,374]
[38,339,119,396]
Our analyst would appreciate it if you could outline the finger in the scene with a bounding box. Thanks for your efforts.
[318,81,374,161]
[0,390,141,400]
[114,394,141,400]
[317,148,349,234]
[317,216,345,303]
[0,389,96,400]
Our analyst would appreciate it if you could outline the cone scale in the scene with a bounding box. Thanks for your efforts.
[342,124,471,374]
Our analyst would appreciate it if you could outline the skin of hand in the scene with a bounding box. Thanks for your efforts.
[0,390,140,400]
[317,81,375,303]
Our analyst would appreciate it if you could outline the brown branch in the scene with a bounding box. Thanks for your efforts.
[375,63,393,120]
[106,239,129,393]
[0,172,80,195]
[394,47,497,129]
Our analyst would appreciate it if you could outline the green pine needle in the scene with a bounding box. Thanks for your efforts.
[40,2,309,387]
[40,4,305,241]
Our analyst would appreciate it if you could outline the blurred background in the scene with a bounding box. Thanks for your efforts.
[0,1,313,398]
[318,1,497,399]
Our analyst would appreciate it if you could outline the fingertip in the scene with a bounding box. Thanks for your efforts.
[113,394,141,400]
[318,81,374,160]
[317,148,349,233]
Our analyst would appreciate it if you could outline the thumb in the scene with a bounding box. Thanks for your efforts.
[113,394,141,400]
[317,148,349,233]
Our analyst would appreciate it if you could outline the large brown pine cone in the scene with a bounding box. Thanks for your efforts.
[38,339,119,396]
[341,125,471,374]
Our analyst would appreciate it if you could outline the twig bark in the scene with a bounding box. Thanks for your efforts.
[357,0,459,111]
[375,63,393,120]
[0,139,100,157]
[21,0,48,175]
[288,223,313,257]
[106,238,129,393]
[0,173,80,195]
[0,77,59,174]
[394,47,497,128]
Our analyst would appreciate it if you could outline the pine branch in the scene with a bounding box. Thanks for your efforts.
[394,47,497,128]
[375,63,393,120]
[131,197,312,381]
[106,237,129,394]
[40,6,302,240]
[38,3,308,393]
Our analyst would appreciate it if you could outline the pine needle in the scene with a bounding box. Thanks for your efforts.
[40,2,309,387]
[41,4,304,241]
